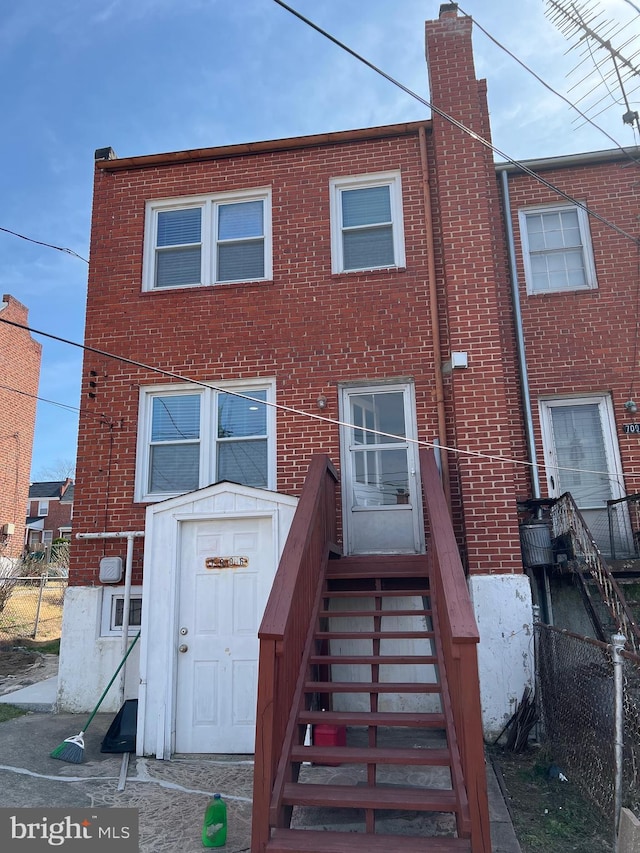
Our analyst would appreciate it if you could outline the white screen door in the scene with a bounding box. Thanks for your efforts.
[340,384,424,555]
[540,396,629,556]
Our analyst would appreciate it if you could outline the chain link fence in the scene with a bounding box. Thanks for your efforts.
[536,623,640,827]
[0,548,68,641]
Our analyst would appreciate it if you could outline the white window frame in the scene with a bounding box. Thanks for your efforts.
[519,203,597,295]
[37,500,49,516]
[329,171,405,274]
[134,378,276,502]
[142,187,272,291]
[100,586,143,637]
[42,530,54,546]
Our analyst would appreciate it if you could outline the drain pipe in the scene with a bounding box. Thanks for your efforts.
[419,124,451,509]
[499,169,541,498]
[76,530,145,704]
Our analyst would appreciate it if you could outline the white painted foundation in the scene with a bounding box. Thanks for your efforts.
[57,586,140,713]
[467,573,534,739]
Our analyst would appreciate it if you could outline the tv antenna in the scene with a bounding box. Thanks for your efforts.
[545,0,640,135]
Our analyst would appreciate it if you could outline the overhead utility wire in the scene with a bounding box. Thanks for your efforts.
[0,226,89,264]
[271,0,640,248]
[457,3,640,165]
[0,315,624,482]
[0,384,111,424]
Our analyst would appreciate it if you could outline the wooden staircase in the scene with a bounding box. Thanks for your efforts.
[265,554,473,852]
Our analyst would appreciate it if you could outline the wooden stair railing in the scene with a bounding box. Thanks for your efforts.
[419,448,491,853]
[252,455,339,853]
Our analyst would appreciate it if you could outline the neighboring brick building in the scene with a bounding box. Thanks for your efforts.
[58,4,638,751]
[25,479,74,550]
[0,295,41,560]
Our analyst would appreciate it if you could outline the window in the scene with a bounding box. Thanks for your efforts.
[37,500,49,516]
[330,172,405,273]
[519,204,597,294]
[101,587,143,636]
[42,530,54,546]
[135,379,276,501]
[143,188,272,290]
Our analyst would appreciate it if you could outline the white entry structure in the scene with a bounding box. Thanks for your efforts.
[137,482,297,758]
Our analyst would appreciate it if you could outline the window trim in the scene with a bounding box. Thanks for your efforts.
[142,188,272,291]
[519,202,597,295]
[100,586,143,637]
[135,378,277,502]
[329,171,405,274]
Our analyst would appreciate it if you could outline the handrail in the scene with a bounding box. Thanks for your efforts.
[419,448,491,853]
[251,454,338,853]
[551,492,640,654]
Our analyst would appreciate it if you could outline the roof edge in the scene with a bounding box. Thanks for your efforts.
[496,146,640,174]
[95,120,431,172]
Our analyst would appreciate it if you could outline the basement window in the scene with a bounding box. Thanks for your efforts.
[100,586,143,637]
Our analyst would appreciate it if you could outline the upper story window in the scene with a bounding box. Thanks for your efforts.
[330,171,405,274]
[37,500,49,516]
[519,204,597,294]
[143,188,272,291]
[135,379,276,502]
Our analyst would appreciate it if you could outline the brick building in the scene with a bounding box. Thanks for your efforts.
[25,479,74,550]
[58,4,638,759]
[0,295,41,560]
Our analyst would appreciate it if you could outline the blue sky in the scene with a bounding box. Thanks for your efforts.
[1,0,638,479]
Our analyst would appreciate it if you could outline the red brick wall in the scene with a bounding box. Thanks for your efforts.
[504,157,640,497]
[70,8,527,585]
[27,498,73,542]
[0,296,41,558]
[425,10,525,574]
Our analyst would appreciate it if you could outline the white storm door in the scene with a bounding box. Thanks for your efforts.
[340,384,424,555]
[175,516,273,753]
[540,396,629,556]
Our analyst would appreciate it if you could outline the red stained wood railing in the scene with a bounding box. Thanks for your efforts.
[251,454,338,853]
[420,448,492,853]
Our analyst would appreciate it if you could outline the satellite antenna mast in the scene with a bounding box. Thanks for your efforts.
[545,0,640,134]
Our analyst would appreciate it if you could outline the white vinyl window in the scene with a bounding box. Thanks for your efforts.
[135,379,276,501]
[330,171,405,273]
[143,188,272,290]
[100,587,143,636]
[37,500,49,516]
[519,204,597,294]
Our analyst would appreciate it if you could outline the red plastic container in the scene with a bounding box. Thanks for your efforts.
[313,723,347,764]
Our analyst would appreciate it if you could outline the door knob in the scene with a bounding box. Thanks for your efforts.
[178,644,188,653]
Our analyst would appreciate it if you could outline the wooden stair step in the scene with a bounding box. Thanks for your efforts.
[315,631,434,640]
[325,588,431,598]
[309,655,437,665]
[319,609,432,618]
[291,745,451,765]
[281,782,458,812]
[327,555,429,580]
[305,681,441,694]
[267,828,471,852]
[298,710,446,728]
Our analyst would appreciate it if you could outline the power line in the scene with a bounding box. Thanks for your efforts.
[270,0,640,248]
[0,384,111,424]
[0,226,89,264]
[457,3,640,166]
[0,314,626,482]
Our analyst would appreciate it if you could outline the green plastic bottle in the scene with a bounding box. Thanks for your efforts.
[202,793,227,848]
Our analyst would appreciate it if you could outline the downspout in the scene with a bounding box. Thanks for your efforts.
[499,170,541,498]
[418,124,451,509]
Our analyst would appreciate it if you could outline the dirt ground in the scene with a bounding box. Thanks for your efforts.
[488,745,613,852]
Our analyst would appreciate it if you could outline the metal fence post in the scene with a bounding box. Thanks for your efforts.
[612,632,626,845]
[32,573,46,639]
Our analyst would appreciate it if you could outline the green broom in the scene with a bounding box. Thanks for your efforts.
[51,631,141,763]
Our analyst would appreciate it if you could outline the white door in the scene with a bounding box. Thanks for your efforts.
[175,516,273,753]
[340,384,424,555]
[540,396,630,556]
